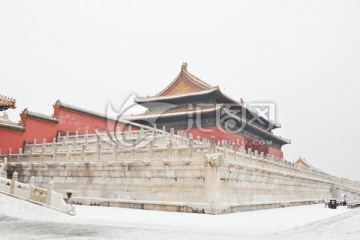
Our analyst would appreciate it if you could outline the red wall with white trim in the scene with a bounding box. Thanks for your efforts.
[0,107,128,154]
[1,105,283,158]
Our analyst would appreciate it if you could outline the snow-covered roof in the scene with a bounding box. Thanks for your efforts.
[135,87,220,103]
[134,63,281,130]
[0,121,25,131]
[0,94,16,111]
[123,105,222,121]
[222,108,291,144]
[154,62,213,97]
[21,108,58,123]
[124,104,290,145]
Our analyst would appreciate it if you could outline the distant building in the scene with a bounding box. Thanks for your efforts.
[295,157,317,170]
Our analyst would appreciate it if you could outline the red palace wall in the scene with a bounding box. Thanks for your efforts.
[267,147,283,159]
[183,127,246,146]
[0,106,130,154]
[20,117,58,144]
[54,107,117,135]
[0,129,25,155]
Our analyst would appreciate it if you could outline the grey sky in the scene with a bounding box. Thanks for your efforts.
[1,1,360,180]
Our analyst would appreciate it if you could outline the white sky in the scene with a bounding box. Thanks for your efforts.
[1,1,360,181]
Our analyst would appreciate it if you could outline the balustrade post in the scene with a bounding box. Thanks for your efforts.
[232,143,236,161]
[266,154,270,164]
[188,137,193,158]
[222,140,228,160]
[96,131,100,151]
[29,176,35,199]
[239,146,245,162]
[81,144,86,161]
[97,144,102,161]
[140,127,144,138]
[247,148,252,164]
[114,144,118,160]
[153,124,157,136]
[149,140,154,159]
[137,130,141,142]
[260,152,265,167]
[47,179,54,205]
[41,145,45,161]
[210,137,216,154]
[10,171,18,194]
[84,127,89,147]
[17,148,22,162]
[53,146,57,161]
[52,138,56,151]
[7,148,12,160]
[132,146,136,159]
[105,128,109,142]
[75,130,78,142]
[66,144,71,161]
[29,147,33,162]
[168,139,173,158]
[170,128,174,139]
[254,150,259,165]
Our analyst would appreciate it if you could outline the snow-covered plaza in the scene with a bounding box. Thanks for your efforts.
[1,193,359,240]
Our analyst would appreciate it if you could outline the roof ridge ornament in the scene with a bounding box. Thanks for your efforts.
[21,108,29,116]
[181,62,188,72]
[54,99,61,107]
[0,94,17,111]
[0,94,16,103]
[240,98,245,106]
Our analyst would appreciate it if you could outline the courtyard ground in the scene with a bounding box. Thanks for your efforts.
[0,193,359,240]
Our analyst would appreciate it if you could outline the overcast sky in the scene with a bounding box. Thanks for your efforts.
[1,1,360,181]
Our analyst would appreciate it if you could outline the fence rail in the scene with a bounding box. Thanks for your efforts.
[1,128,360,193]
[0,171,75,215]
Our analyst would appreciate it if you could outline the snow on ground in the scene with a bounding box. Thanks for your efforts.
[1,193,360,240]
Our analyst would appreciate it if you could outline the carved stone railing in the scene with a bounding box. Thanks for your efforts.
[1,127,360,194]
[0,171,75,215]
[13,180,31,199]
